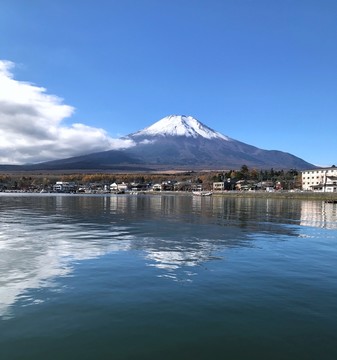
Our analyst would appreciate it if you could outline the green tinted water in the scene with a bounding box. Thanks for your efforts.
[1,194,336,359]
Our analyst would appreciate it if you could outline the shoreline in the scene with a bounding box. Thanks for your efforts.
[1,190,337,201]
[210,191,337,201]
[155,191,337,201]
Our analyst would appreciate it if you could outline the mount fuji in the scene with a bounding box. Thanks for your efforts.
[129,115,229,140]
[119,115,313,170]
[17,115,314,171]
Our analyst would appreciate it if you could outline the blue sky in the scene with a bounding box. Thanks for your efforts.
[0,0,336,166]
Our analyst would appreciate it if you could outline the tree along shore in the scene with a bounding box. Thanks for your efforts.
[1,168,336,200]
[0,167,301,192]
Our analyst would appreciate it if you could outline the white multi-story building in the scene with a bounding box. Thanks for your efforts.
[213,182,225,191]
[301,167,337,192]
[53,181,77,192]
[110,182,128,193]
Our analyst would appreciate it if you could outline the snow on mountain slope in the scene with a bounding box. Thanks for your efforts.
[130,115,230,140]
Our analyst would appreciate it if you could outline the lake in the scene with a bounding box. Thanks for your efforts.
[1,193,337,359]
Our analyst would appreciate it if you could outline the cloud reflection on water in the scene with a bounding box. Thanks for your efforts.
[1,194,336,317]
[0,211,133,318]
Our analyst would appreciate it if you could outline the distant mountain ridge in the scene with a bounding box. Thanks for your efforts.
[1,115,315,171]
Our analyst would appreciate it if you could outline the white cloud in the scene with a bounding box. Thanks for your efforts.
[0,60,135,164]
[0,215,133,318]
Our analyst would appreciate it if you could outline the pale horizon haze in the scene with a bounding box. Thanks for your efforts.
[1,0,336,167]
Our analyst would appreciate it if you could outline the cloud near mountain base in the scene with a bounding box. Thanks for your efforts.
[0,60,134,164]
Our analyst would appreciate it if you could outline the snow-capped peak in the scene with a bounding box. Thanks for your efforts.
[131,115,229,140]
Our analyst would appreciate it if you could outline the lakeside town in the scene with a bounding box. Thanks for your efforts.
[1,166,336,196]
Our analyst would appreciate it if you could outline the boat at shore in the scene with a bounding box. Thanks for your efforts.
[192,191,213,196]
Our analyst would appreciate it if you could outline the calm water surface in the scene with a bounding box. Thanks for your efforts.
[0,194,337,359]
